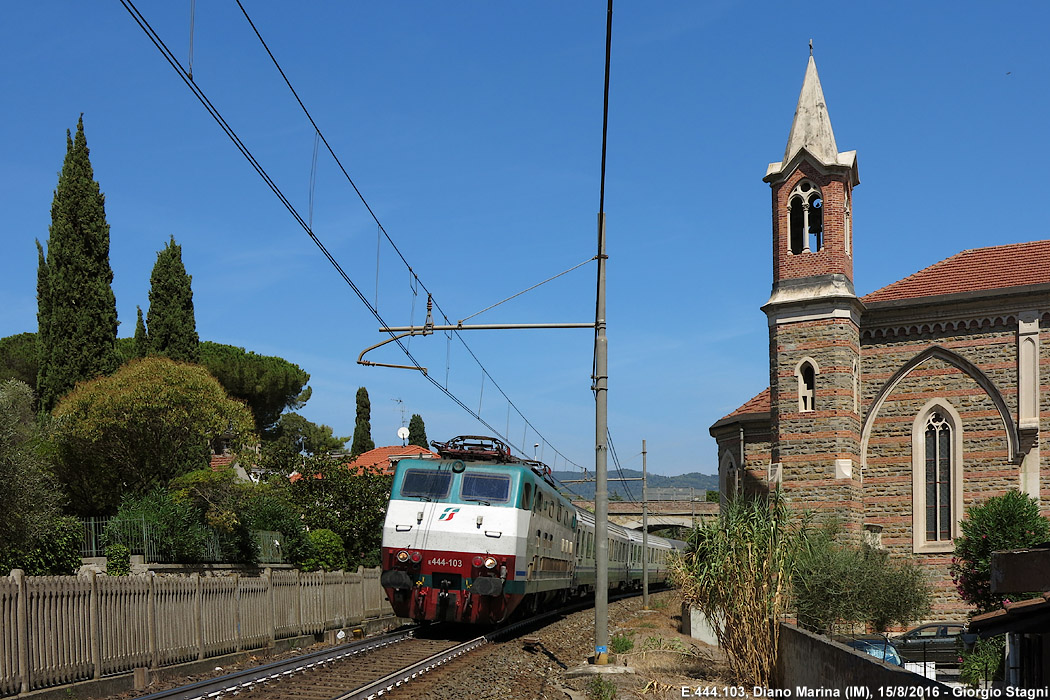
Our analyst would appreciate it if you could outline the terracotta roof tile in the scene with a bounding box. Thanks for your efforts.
[862,240,1050,304]
[720,388,771,421]
[346,444,438,475]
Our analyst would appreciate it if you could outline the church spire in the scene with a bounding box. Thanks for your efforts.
[783,53,838,165]
[765,50,858,186]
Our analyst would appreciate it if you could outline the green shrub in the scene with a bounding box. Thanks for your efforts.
[960,636,1004,686]
[611,633,634,654]
[793,522,930,634]
[950,490,1050,614]
[587,676,616,700]
[18,516,82,576]
[300,529,346,572]
[104,543,131,576]
[108,488,213,563]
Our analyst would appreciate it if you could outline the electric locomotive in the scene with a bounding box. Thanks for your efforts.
[380,435,683,625]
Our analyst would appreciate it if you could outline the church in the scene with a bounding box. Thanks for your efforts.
[709,53,1050,617]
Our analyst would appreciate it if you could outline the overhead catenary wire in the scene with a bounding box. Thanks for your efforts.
[120,0,586,470]
[229,0,588,470]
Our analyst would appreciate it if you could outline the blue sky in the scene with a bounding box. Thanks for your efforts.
[2,2,1048,476]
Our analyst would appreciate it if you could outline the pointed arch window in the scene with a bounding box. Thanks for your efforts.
[911,400,963,553]
[788,180,823,254]
[796,359,818,412]
[924,412,952,542]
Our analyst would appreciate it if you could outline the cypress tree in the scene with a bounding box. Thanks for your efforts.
[350,387,375,458]
[36,116,118,412]
[133,307,148,358]
[407,414,428,449]
[145,236,199,363]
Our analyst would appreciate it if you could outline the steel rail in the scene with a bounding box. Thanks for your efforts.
[132,628,418,700]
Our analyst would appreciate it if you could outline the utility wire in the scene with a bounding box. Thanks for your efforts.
[121,0,586,469]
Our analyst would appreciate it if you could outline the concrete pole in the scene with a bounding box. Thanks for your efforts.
[594,211,609,665]
[642,439,649,609]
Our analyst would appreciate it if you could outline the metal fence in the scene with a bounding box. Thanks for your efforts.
[0,567,389,696]
[80,518,287,565]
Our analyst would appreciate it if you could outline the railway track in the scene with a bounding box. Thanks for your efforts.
[136,587,666,700]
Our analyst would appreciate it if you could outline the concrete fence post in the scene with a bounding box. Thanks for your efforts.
[89,570,100,680]
[296,570,303,636]
[13,570,30,694]
[233,573,242,651]
[193,573,204,660]
[264,568,275,645]
[147,572,158,669]
[321,572,329,632]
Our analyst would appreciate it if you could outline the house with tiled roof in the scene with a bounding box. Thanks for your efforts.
[710,54,1050,620]
[345,444,438,476]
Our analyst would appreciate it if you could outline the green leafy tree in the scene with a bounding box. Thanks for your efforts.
[52,356,255,516]
[198,341,310,432]
[37,116,119,412]
[259,412,347,474]
[407,413,428,448]
[280,455,391,567]
[145,236,199,362]
[0,380,69,574]
[351,387,374,458]
[0,333,40,391]
[793,523,930,634]
[133,306,148,358]
[950,489,1050,614]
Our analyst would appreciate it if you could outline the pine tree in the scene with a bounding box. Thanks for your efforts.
[36,116,118,412]
[145,236,199,363]
[133,307,148,358]
[407,413,428,449]
[350,387,375,458]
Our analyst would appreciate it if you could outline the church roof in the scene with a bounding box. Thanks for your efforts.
[720,388,771,421]
[862,240,1050,304]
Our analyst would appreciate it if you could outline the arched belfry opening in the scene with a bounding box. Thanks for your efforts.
[788,179,823,254]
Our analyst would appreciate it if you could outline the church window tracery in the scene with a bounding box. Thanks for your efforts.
[788,180,823,254]
[924,412,952,542]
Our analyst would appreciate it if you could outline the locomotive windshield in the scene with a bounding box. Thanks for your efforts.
[461,473,511,504]
[400,469,452,499]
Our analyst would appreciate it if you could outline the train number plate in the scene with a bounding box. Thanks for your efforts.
[427,557,463,568]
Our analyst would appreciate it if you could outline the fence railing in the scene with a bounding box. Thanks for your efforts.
[80,518,287,564]
[0,567,390,697]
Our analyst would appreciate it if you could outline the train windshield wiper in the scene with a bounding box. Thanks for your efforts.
[463,497,491,505]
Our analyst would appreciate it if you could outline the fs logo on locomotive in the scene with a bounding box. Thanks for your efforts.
[438,507,460,521]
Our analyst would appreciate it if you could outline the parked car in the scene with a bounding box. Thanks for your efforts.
[894,623,975,666]
[844,637,904,666]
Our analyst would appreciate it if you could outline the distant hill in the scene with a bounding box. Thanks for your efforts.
[551,468,717,501]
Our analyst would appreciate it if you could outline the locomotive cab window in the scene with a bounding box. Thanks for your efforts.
[400,469,452,500]
[461,472,511,504]
[521,483,532,510]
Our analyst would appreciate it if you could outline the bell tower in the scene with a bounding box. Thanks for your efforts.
[761,51,864,536]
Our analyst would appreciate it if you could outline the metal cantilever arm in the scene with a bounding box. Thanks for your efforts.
[357,330,431,374]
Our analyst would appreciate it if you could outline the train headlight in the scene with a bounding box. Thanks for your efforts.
[410,551,423,564]
[472,556,483,567]
[396,550,410,563]
[483,556,498,570]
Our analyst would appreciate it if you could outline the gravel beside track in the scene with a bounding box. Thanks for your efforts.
[115,591,727,700]
[379,591,728,700]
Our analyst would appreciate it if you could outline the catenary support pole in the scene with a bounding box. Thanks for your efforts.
[642,439,649,609]
[594,212,609,665]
